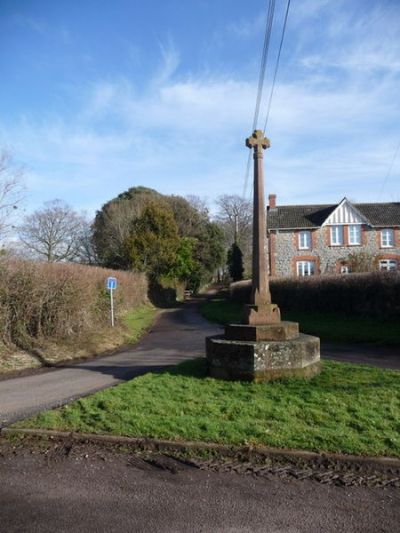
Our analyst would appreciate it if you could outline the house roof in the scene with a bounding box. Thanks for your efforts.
[267,201,400,229]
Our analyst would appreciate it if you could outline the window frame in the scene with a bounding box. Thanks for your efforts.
[340,265,351,274]
[330,225,344,246]
[381,228,394,248]
[379,259,397,271]
[298,230,312,250]
[348,224,361,246]
[296,260,316,277]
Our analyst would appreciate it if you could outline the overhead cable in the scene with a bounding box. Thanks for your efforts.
[242,0,276,197]
[379,139,400,199]
[263,0,291,133]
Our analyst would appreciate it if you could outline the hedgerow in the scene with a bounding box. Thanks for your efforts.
[0,258,147,350]
[230,272,400,319]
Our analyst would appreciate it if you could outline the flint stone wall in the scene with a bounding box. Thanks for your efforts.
[270,227,400,277]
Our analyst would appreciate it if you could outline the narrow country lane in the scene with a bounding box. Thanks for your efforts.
[0,300,220,426]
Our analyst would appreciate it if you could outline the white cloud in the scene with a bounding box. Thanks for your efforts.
[1,1,399,214]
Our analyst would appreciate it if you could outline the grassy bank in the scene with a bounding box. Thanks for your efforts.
[0,258,153,374]
[122,304,158,344]
[14,358,400,457]
[0,304,157,375]
[200,299,400,345]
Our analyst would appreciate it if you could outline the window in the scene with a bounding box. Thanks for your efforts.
[298,231,311,250]
[297,260,316,277]
[348,225,361,245]
[381,229,394,248]
[379,259,397,271]
[330,225,344,246]
[340,265,351,274]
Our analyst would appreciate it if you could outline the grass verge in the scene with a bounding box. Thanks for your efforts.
[200,299,400,345]
[122,304,158,344]
[0,304,158,375]
[13,358,400,457]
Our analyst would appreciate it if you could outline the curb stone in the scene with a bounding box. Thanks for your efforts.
[1,427,400,488]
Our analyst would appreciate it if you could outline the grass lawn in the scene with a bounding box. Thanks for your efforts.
[200,299,400,345]
[14,358,400,457]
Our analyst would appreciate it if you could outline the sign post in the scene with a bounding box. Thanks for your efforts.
[106,277,118,327]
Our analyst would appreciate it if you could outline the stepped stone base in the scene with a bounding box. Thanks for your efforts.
[206,333,321,382]
[225,321,299,342]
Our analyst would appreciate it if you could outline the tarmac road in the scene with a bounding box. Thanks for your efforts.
[0,445,399,533]
[0,301,220,426]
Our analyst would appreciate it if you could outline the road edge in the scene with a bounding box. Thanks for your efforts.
[2,427,400,471]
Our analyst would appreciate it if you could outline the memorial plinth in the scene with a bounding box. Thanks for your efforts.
[206,130,321,382]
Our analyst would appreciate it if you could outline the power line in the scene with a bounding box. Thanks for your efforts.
[242,0,276,197]
[263,0,291,133]
[379,140,400,199]
[252,0,276,131]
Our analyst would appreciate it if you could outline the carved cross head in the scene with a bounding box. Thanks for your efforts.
[246,129,270,150]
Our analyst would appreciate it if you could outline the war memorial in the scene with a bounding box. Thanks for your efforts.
[206,130,321,382]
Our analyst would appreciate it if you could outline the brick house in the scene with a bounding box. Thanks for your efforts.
[267,195,400,277]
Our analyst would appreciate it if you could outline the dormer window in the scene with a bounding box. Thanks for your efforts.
[381,228,394,248]
[298,230,311,250]
[330,226,344,246]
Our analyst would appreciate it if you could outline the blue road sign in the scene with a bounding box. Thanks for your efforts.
[106,277,117,290]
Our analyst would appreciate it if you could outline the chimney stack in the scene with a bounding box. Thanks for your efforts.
[268,194,277,209]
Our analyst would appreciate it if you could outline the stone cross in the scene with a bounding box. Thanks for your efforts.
[244,130,281,325]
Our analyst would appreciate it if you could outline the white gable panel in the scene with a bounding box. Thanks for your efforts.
[323,199,369,226]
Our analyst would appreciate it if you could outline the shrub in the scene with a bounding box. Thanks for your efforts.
[0,258,147,349]
[230,272,400,319]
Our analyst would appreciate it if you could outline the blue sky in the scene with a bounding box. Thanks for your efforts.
[0,0,399,218]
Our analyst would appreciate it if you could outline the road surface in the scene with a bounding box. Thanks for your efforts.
[0,301,219,426]
[0,444,398,533]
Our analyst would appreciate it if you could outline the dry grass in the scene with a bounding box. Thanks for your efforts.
[0,258,149,372]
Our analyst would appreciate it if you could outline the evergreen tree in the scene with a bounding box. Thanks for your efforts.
[127,201,180,277]
[227,243,244,282]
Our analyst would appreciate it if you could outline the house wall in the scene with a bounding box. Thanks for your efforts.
[269,226,400,277]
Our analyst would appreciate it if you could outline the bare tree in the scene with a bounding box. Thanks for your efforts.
[215,194,252,245]
[76,216,99,265]
[215,194,253,277]
[0,150,25,240]
[19,199,86,262]
[186,195,209,219]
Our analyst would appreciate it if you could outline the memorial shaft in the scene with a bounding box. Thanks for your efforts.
[251,140,271,305]
[245,130,280,325]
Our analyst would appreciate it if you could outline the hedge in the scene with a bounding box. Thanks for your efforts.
[0,258,148,350]
[230,272,400,319]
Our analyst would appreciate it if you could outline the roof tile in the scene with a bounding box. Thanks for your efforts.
[267,202,400,229]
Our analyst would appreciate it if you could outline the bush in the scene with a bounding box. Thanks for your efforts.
[0,258,148,349]
[230,272,400,319]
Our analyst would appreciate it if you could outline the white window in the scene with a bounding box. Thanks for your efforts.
[297,260,316,277]
[298,231,311,250]
[348,225,361,245]
[330,226,344,246]
[379,259,397,271]
[381,229,394,248]
[340,265,351,274]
